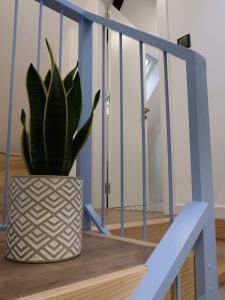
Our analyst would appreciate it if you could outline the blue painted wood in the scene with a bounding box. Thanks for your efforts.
[119,33,125,237]
[163,51,181,299]
[35,0,204,62]
[85,204,111,235]
[163,51,174,225]
[131,202,208,300]
[139,42,147,241]
[34,0,84,22]
[101,26,106,227]
[2,0,19,228]
[37,0,43,71]
[175,275,181,300]
[0,225,7,232]
[77,18,93,231]
[58,9,64,74]
[186,56,218,299]
[85,12,202,62]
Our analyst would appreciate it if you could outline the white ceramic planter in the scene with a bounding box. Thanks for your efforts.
[5,176,83,263]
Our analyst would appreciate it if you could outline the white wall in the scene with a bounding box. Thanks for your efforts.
[146,87,163,204]
[121,0,157,35]
[0,0,106,208]
[107,6,143,207]
[157,0,225,216]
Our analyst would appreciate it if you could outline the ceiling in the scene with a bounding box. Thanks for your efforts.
[101,0,114,4]
[101,0,124,10]
[113,0,124,10]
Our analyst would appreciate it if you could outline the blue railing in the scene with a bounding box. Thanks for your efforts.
[0,0,218,299]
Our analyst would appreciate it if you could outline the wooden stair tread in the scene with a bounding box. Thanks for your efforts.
[0,232,152,300]
[110,221,225,286]
[0,232,196,300]
[217,256,225,284]
[17,265,146,300]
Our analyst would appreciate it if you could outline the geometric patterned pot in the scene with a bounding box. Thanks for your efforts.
[5,176,83,263]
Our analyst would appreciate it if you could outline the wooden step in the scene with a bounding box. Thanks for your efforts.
[0,232,149,300]
[0,232,195,300]
[108,218,170,244]
[110,221,225,286]
[218,256,225,284]
[18,266,146,300]
[0,153,222,298]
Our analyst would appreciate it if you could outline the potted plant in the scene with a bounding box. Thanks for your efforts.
[5,40,100,263]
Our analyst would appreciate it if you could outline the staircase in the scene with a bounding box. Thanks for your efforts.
[0,0,219,299]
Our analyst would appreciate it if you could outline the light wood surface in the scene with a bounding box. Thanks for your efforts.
[164,253,195,300]
[17,265,146,300]
[0,153,28,221]
[110,218,225,244]
[85,232,196,300]
[86,230,157,248]
[218,256,225,284]
[101,217,169,231]
[95,208,165,225]
[216,219,225,240]
[110,221,169,243]
[219,283,225,300]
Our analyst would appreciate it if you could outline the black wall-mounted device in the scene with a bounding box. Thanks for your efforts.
[177,34,191,48]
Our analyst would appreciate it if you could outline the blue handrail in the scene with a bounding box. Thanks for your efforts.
[131,202,208,299]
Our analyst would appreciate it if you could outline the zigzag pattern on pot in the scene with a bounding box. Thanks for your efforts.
[6,176,83,263]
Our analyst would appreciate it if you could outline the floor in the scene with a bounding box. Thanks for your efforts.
[96,208,165,225]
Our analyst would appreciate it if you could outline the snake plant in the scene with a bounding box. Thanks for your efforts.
[21,39,100,176]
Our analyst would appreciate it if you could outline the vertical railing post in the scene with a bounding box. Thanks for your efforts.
[163,51,181,299]
[78,18,93,231]
[37,0,43,72]
[119,33,125,237]
[0,0,19,231]
[139,41,148,241]
[186,54,218,299]
[58,9,64,74]
[163,51,174,224]
[101,26,106,227]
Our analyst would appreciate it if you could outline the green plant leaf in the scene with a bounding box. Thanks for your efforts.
[26,63,47,174]
[20,109,32,174]
[65,90,100,174]
[62,71,82,174]
[23,39,100,176]
[45,39,55,69]
[63,62,78,93]
[44,70,51,91]
[67,72,83,137]
[44,40,68,175]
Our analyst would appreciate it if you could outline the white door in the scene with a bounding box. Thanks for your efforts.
[106,7,147,208]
